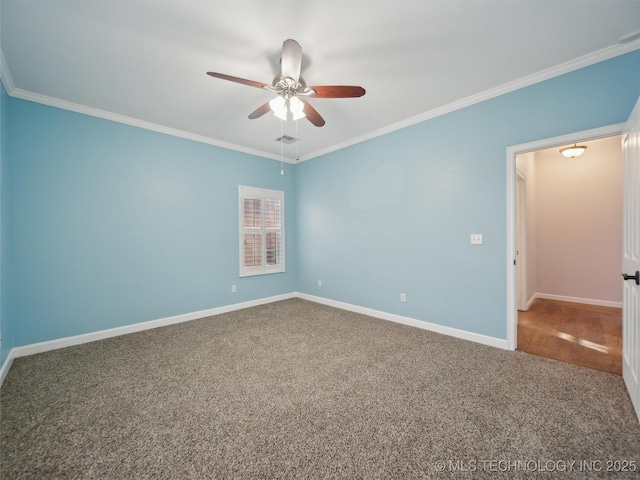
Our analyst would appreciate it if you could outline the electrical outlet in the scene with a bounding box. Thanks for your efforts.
[400,293,407,303]
[318,280,322,288]
[470,234,483,245]
[231,285,237,293]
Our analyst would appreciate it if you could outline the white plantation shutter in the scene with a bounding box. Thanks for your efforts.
[264,198,282,266]
[239,186,285,276]
[243,197,262,268]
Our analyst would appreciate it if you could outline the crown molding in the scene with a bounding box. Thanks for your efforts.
[2,40,639,164]
[302,40,640,161]
[8,87,297,163]
[0,51,16,95]
[0,52,296,164]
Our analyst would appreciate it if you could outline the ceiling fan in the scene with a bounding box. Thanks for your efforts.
[207,39,366,127]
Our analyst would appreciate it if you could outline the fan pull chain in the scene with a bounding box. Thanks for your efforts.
[280,119,284,175]
[296,119,299,162]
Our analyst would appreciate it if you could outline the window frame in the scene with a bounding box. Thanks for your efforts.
[238,185,285,277]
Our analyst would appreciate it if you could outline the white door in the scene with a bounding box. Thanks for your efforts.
[622,95,640,422]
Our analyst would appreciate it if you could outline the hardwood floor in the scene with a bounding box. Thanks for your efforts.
[518,298,622,375]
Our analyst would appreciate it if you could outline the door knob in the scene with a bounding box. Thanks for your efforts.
[622,271,640,285]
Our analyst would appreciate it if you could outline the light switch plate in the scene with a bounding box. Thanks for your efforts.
[470,234,483,245]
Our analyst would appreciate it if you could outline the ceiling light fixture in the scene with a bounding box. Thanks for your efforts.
[289,96,305,121]
[269,96,287,121]
[560,143,587,158]
[269,94,306,121]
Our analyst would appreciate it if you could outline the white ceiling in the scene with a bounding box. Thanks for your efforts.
[2,1,639,162]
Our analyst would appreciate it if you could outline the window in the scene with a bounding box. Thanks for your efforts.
[239,186,285,276]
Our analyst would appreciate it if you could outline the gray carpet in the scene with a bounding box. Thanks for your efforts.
[1,298,639,479]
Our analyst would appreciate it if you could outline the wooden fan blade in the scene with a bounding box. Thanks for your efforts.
[301,99,325,127]
[308,86,366,98]
[248,102,272,119]
[281,39,302,83]
[206,72,270,89]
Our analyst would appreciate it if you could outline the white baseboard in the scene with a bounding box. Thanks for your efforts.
[297,293,509,350]
[0,292,296,386]
[0,349,16,387]
[534,292,622,309]
[0,290,510,388]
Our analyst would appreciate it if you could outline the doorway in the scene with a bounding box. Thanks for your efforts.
[506,124,625,370]
[514,136,623,373]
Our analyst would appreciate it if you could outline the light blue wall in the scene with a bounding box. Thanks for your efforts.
[294,50,640,339]
[0,83,8,364]
[5,99,296,347]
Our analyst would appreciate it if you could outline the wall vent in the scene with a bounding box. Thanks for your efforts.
[275,135,297,144]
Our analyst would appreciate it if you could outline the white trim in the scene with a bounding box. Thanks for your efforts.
[0,349,16,387]
[297,293,509,350]
[0,51,15,95]
[6,293,295,361]
[7,87,295,164]
[506,123,626,350]
[301,43,640,161]
[526,294,537,311]
[534,292,622,309]
[507,123,625,156]
[2,43,638,163]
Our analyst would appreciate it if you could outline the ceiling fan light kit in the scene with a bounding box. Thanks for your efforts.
[289,97,306,121]
[207,39,366,127]
[269,96,288,120]
[269,95,306,121]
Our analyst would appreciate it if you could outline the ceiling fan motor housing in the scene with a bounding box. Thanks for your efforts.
[272,75,309,99]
